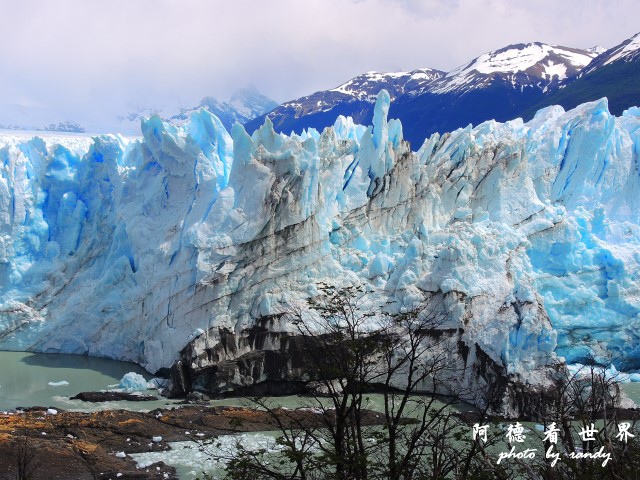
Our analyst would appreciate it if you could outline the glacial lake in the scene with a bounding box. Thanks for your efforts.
[0,350,181,412]
[2,350,640,411]
[2,350,640,412]
[2,350,639,479]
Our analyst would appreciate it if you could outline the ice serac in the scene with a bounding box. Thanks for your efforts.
[1,93,639,415]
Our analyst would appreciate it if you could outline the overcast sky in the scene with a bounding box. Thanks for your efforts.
[1,0,639,119]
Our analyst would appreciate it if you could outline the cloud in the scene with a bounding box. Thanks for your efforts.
[0,0,638,119]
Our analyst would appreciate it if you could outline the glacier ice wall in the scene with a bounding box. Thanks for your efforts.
[1,92,639,382]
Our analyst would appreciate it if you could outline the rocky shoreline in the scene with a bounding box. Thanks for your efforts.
[2,387,638,480]
[0,400,385,480]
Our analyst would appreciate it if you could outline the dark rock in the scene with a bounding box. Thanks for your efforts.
[186,391,210,402]
[175,314,565,420]
[16,406,55,412]
[168,359,192,397]
[71,391,157,402]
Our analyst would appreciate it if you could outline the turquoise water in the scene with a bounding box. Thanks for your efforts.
[1,350,638,412]
[622,381,640,404]
[132,394,474,480]
[0,350,180,411]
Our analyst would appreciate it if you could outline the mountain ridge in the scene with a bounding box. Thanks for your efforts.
[170,86,278,132]
[245,33,640,148]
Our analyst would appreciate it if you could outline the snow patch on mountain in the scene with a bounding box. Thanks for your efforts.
[435,43,596,93]
[586,46,606,55]
[604,32,640,66]
[448,43,592,77]
[580,32,640,77]
[542,61,567,81]
[330,69,444,99]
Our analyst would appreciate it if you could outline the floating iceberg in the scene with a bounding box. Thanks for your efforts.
[48,381,70,387]
[118,372,150,391]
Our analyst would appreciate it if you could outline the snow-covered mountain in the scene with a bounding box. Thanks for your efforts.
[247,34,640,148]
[254,69,444,136]
[171,87,278,131]
[432,43,595,94]
[246,42,598,145]
[330,69,444,99]
[111,87,277,135]
[1,92,639,415]
[582,32,640,75]
[523,32,640,120]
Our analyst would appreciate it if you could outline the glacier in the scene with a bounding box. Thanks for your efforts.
[1,91,639,412]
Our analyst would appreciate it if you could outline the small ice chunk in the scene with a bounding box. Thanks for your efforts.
[118,372,150,391]
[115,451,126,458]
[48,381,70,387]
[152,436,162,443]
[46,408,58,415]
